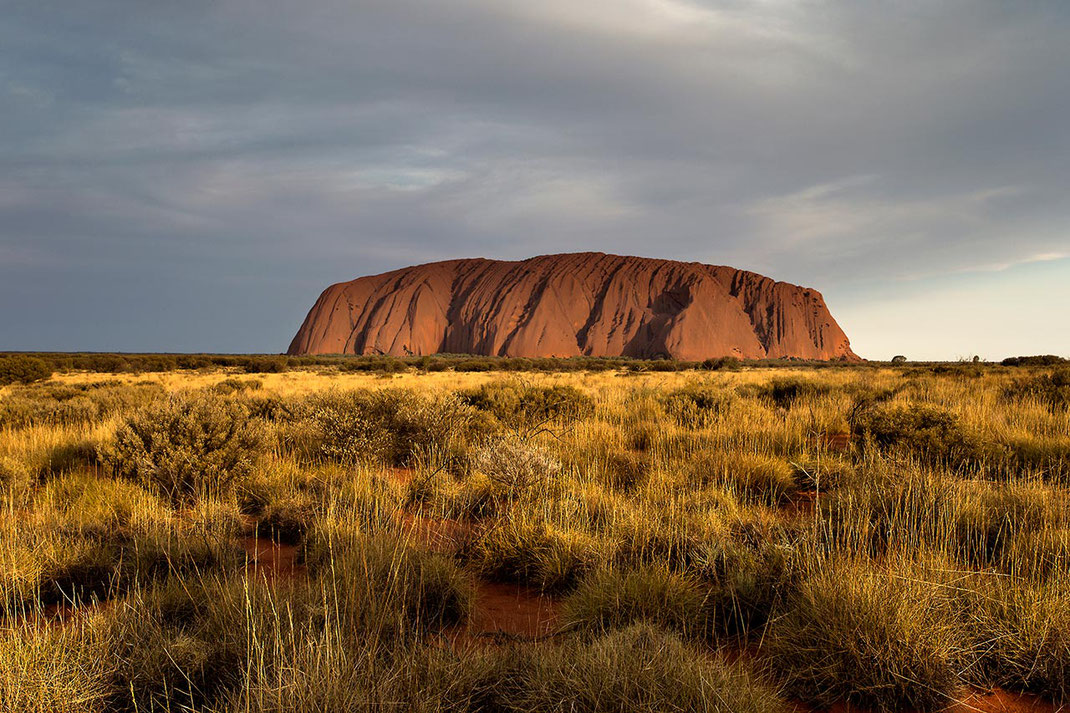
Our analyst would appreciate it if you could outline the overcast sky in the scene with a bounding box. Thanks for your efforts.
[2,1,1068,360]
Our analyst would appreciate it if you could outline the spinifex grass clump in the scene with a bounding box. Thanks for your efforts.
[562,566,710,637]
[304,524,473,635]
[103,393,263,505]
[0,473,243,617]
[495,623,790,713]
[767,559,963,712]
[661,382,735,426]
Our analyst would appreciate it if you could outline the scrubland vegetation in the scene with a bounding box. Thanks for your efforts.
[1,359,1069,711]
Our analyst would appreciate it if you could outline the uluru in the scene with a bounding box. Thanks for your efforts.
[287,253,858,361]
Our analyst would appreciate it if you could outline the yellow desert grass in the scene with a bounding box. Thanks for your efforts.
[0,361,1068,711]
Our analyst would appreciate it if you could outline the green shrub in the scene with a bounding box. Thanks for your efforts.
[0,356,52,385]
[460,381,593,428]
[852,403,985,466]
[661,383,734,426]
[308,389,471,466]
[102,394,264,505]
[700,356,741,371]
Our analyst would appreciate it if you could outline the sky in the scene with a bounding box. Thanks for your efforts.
[1,0,1068,360]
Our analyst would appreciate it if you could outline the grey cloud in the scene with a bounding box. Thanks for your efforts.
[1,0,1068,355]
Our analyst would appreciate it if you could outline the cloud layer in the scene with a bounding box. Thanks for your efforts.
[2,0,1068,357]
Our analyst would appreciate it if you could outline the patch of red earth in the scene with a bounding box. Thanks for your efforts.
[447,581,561,647]
[782,488,822,519]
[40,598,111,627]
[397,512,473,553]
[790,689,1056,713]
[390,466,416,485]
[240,536,304,581]
[950,690,1057,713]
[808,432,854,453]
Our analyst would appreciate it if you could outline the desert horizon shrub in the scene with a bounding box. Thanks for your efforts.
[1002,355,1067,367]
[242,355,289,373]
[102,393,264,505]
[700,356,742,371]
[460,381,594,429]
[0,356,52,386]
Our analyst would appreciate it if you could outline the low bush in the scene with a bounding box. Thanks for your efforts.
[0,356,52,385]
[460,381,593,428]
[852,403,986,467]
[259,492,318,545]
[661,383,735,426]
[700,356,741,371]
[1004,368,1070,412]
[470,435,562,506]
[467,520,603,593]
[307,389,472,466]
[102,393,264,505]
[562,566,709,638]
[767,561,962,711]
[505,624,789,713]
[755,377,830,409]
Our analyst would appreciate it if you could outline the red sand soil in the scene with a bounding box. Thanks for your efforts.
[807,432,854,453]
[397,512,473,552]
[447,580,561,647]
[240,535,304,581]
[792,689,1057,713]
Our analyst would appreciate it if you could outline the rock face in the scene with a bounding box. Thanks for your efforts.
[287,253,858,361]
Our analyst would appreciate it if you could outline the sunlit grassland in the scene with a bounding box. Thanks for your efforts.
[1,362,1068,711]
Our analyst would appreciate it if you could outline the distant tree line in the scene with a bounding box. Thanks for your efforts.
[2,352,1063,380]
